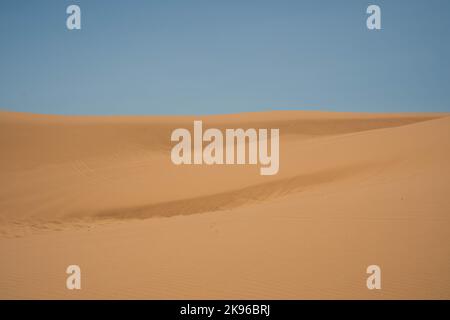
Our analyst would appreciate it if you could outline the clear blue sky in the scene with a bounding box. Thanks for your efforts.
[1,0,449,115]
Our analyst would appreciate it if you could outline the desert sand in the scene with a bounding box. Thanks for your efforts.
[0,110,449,299]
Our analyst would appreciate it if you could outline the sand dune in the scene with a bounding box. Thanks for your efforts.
[0,110,449,299]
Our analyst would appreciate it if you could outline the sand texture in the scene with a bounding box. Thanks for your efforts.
[0,110,449,299]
